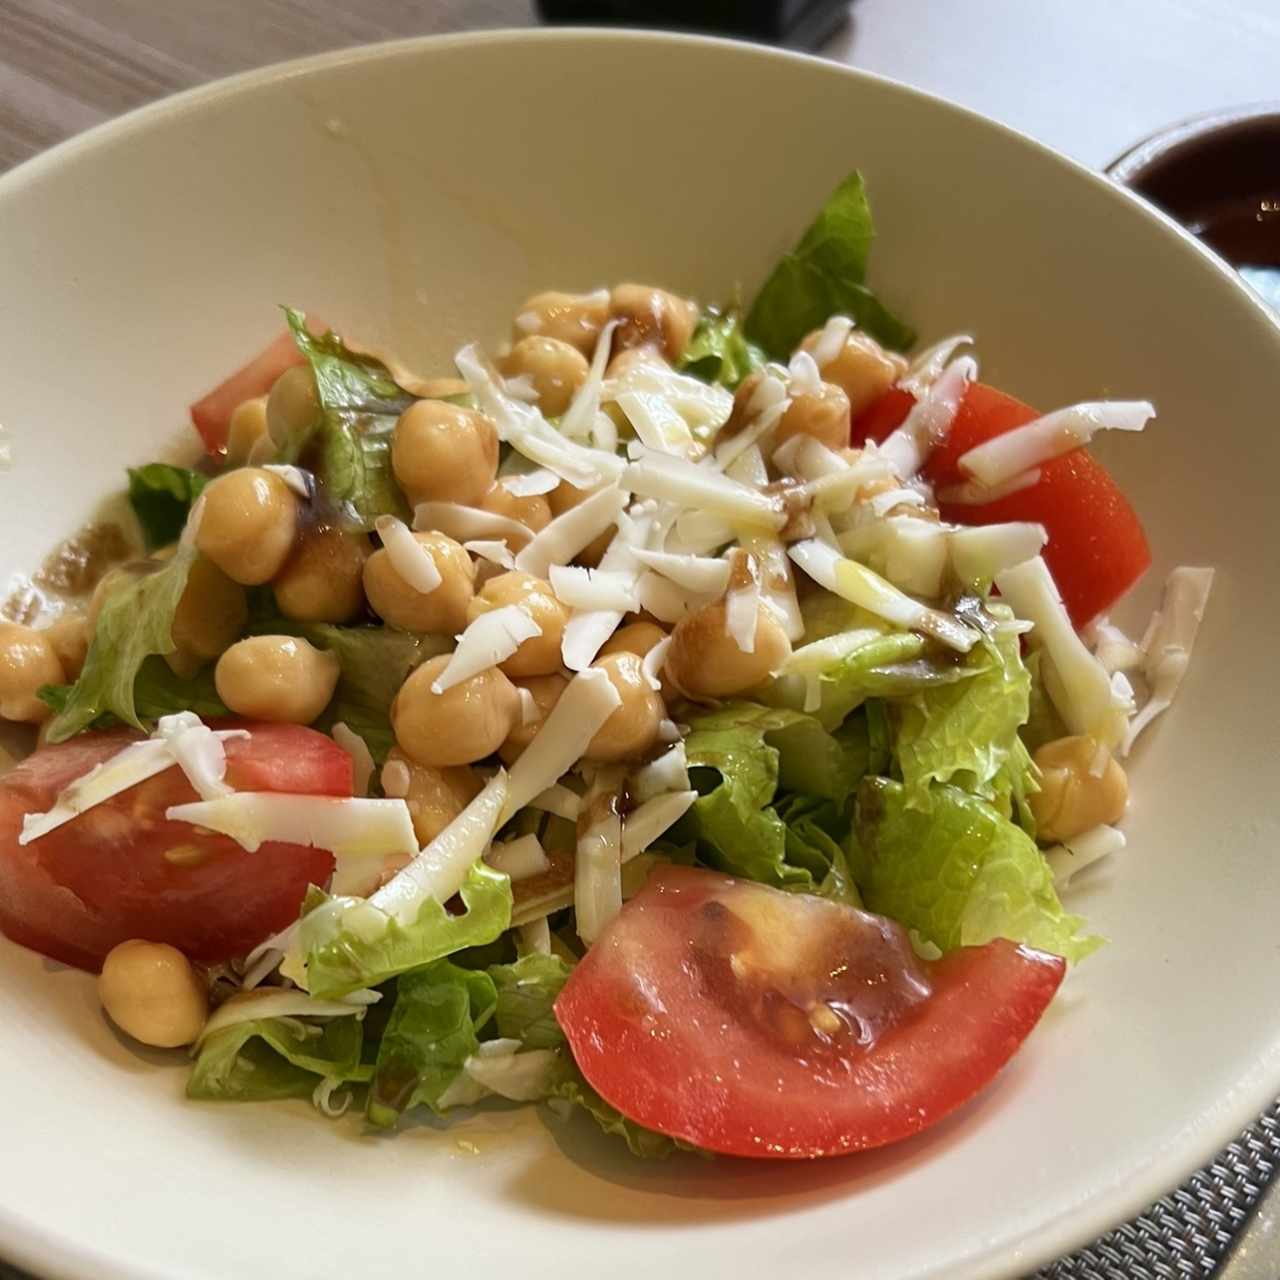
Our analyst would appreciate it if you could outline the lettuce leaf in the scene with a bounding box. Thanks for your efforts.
[489,954,573,1049]
[43,540,198,742]
[855,777,1100,963]
[282,309,415,530]
[675,703,870,892]
[894,606,1035,809]
[187,1014,368,1103]
[367,960,497,1127]
[745,171,915,358]
[678,308,765,389]
[545,1066,688,1160]
[127,463,208,551]
[302,861,513,999]
[39,655,228,727]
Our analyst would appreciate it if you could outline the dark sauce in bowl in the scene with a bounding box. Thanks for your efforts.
[1108,105,1280,310]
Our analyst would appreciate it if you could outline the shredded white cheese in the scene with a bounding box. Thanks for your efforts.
[548,565,640,613]
[513,485,624,579]
[995,556,1129,747]
[375,515,442,594]
[630,743,689,802]
[629,547,730,595]
[431,606,541,693]
[936,468,1043,506]
[959,401,1153,487]
[809,314,855,368]
[261,464,313,499]
[331,723,375,797]
[527,783,581,820]
[485,833,551,882]
[575,793,623,946]
[621,790,697,857]
[1123,566,1214,753]
[499,468,560,497]
[625,447,785,531]
[789,539,976,652]
[949,522,1048,585]
[413,501,534,548]
[20,717,248,846]
[500,668,621,822]
[371,772,509,923]
[462,539,516,570]
[899,334,975,397]
[1045,823,1126,887]
[558,319,618,440]
[879,356,976,478]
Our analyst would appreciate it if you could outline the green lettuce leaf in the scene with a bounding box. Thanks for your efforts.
[43,540,198,742]
[302,861,513,999]
[894,606,1034,809]
[187,1014,368,1103]
[545,1065,688,1160]
[39,655,228,727]
[745,171,915,358]
[675,703,869,892]
[489,954,573,1049]
[678,308,765,389]
[367,960,497,1128]
[127,463,208,551]
[282,309,415,530]
[775,794,861,906]
[855,777,1100,963]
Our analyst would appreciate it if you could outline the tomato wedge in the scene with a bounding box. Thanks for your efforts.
[555,866,1064,1159]
[853,382,1151,627]
[189,330,306,456]
[0,724,350,971]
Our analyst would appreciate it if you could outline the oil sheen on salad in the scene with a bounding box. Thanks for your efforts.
[0,171,1213,1160]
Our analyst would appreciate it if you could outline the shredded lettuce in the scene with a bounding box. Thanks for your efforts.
[367,960,497,1127]
[282,309,415,529]
[894,606,1035,809]
[43,540,198,742]
[489,954,573,1048]
[40,655,228,727]
[674,703,870,893]
[745,171,915,359]
[188,1014,368,1103]
[127,464,207,551]
[545,1066,690,1160]
[301,862,513,999]
[855,777,1100,963]
[678,308,765,389]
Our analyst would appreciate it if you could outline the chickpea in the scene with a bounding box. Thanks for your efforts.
[166,555,248,678]
[383,748,482,845]
[274,527,369,623]
[513,289,609,355]
[226,395,270,466]
[391,400,499,507]
[584,652,665,763]
[501,336,589,417]
[666,599,792,699]
[467,570,569,678]
[265,364,320,448]
[214,635,339,724]
[604,346,669,381]
[392,654,520,767]
[610,284,700,361]
[801,330,908,418]
[363,531,475,634]
[43,613,90,681]
[98,940,207,1048]
[499,673,568,764]
[774,381,852,452]
[1029,735,1129,843]
[599,620,667,659]
[0,622,65,723]
[195,467,300,586]
[480,483,552,534]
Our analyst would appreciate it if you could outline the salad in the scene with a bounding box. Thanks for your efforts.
[0,172,1213,1161]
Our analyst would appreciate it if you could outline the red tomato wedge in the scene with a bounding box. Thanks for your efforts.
[0,724,350,972]
[853,382,1151,627]
[189,330,306,456]
[555,866,1064,1159]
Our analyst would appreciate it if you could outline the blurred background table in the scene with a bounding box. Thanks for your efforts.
[1,1,1278,1278]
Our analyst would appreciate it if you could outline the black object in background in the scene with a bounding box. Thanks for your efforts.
[535,0,850,51]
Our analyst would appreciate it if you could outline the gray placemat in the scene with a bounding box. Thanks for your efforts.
[2,1101,1277,1279]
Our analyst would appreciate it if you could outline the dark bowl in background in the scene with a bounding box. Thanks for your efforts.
[1108,104,1280,309]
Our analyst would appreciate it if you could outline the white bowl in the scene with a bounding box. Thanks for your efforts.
[2,29,1279,1280]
